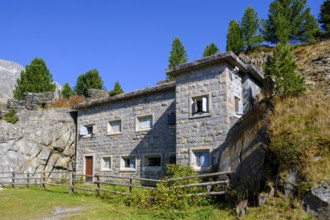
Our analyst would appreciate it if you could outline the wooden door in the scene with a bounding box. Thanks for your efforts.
[85,156,93,182]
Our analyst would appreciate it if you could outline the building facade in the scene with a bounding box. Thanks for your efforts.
[74,52,263,179]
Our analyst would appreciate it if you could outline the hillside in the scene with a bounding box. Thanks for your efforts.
[0,59,24,108]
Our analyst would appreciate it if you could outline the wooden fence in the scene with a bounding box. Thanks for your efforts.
[0,170,233,197]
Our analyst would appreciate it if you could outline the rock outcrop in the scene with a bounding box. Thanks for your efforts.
[0,59,24,108]
[0,109,76,175]
[218,98,272,194]
[303,182,330,219]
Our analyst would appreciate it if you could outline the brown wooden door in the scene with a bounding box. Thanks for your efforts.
[85,156,93,182]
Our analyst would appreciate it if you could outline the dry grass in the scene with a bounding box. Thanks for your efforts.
[293,39,330,66]
[269,90,330,184]
[51,96,85,108]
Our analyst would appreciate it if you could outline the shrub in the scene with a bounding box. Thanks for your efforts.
[4,108,19,124]
[51,96,85,108]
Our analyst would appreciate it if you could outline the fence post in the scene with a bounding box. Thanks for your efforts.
[129,178,133,193]
[12,171,15,188]
[27,172,30,189]
[40,171,46,190]
[96,175,100,196]
[68,164,74,194]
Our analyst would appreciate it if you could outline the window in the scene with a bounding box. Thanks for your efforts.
[101,156,112,171]
[80,124,96,137]
[191,95,210,116]
[144,155,161,167]
[136,115,153,131]
[169,153,176,164]
[107,120,122,134]
[120,156,136,171]
[190,149,211,171]
[235,96,243,115]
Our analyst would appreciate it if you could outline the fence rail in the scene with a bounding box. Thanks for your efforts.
[0,170,233,197]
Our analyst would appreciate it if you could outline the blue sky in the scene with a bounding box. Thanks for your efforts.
[0,0,324,92]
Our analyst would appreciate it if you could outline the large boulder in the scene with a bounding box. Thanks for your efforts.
[0,109,76,176]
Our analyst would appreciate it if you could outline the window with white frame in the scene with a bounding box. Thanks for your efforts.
[120,156,136,171]
[191,95,209,116]
[80,124,97,137]
[190,149,210,171]
[101,156,112,171]
[235,96,243,115]
[144,154,161,167]
[136,115,153,131]
[107,119,122,134]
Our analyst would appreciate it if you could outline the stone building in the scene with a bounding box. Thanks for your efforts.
[74,52,263,179]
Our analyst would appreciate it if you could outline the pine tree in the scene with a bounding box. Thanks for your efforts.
[74,69,104,97]
[109,81,124,96]
[226,20,244,54]
[262,0,319,44]
[319,0,330,33]
[167,37,188,80]
[61,83,75,99]
[203,42,219,57]
[265,43,305,97]
[13,58,56,100]
[240,7,263,50]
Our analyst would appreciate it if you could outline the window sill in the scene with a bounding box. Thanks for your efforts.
[191,165,210,172]
[120,168,136,172]
[142,167,162,172]
[100,169,112,172]
[135,128,151,133]
[81,134,93,139]
[107,132,122,136]
[189,113,211,119]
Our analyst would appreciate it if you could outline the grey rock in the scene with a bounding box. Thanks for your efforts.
[303,182,330,219]
[0,59,24,108]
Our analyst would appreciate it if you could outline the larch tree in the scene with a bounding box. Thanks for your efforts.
[13,58,56,100]
[167,37,188,80]
[74,69,104,97]
[61,83,75,99]
[226,20,244,54]
[265,43,305,97]
[319,0,330,33]
[261,0,319,44]
[240,6,263,50]
[203,42,219,57]
[109,81,124,96]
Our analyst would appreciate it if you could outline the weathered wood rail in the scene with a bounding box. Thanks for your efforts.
[0,170,233,197]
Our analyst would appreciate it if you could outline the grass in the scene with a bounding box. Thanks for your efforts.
[0,186,232,220]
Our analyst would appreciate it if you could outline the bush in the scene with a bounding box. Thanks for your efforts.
[4,108,19,124]
[51,96,85,108]
[125,165,211,211]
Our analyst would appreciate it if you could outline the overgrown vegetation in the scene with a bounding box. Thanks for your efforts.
[51,96,85,108]
[3,108,19,123]
[269,91,330,188]
[125,165,212,211]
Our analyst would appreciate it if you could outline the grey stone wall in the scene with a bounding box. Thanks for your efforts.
[174,63,262,171]
[76,87,176,179]
[175,63,231,170]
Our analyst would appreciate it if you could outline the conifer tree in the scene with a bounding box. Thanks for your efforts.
[74,69,104,97]
[109,81,124,96]
[14,58,56,100]
[319,0,330,33]
[262,0,319,44]
[226,20,244,54]
[240,7,263,50]
[203,42,219,57]
[265,43,305,97]
[167,37,188,80]
[61,83,75,99]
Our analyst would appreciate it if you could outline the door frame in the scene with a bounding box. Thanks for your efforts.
[83,154,95,182]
